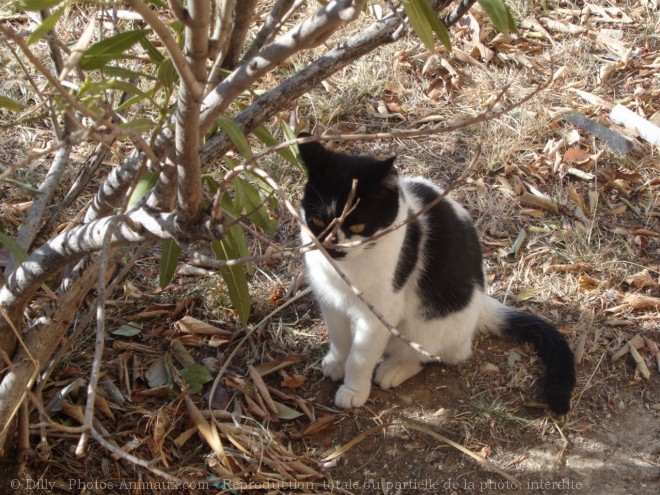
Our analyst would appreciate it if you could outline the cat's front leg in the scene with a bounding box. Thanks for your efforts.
[335,317,389,409]
[319,303,352,381]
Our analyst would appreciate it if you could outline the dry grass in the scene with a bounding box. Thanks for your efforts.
[1,1,659,494]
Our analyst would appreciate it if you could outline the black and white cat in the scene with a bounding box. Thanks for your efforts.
[298,135,576,414]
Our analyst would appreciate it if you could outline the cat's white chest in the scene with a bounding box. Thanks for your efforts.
[301,226,405,318]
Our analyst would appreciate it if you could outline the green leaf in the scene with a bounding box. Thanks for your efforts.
[181,364,213,395]
[212,231,251,325]
[274,401,303,420]
[115,87,157,113]
[139,37,165,64]
[112,324,142,337]
[0,230,27,264]
[159,239,181,289]
[0,95,28,112]
[127,171,158,209]
[119,118,156,133]
[157,57,178,91]
[1,177,41,195]
[281,121,296,143]
[13,0,63,10]
[413,0,452,51]
[402,0,435,51]
[80,29,151,70]
[477,0,517,35]
[28,6,65,45]
[235,178,277,234]
[252,125,299,167]
[216,116,252,158]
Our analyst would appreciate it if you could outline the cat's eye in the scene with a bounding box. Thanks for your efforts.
[349,224,365,234]
[311,217,326,228]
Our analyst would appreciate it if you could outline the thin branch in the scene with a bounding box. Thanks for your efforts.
[242,0,296,61]
[90,428,187,483]
[443,0,478,26]
[167,0,190,25]
[126,0,202,98]
[206,0,236,93]
[75,217,125,456]
[222,0,259,69]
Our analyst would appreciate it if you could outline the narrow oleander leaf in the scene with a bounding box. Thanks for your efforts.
[157,57,178,90]
[127,171,158,209]
[80,29,151,70]
[115,87,157,113]
[0,230,27,264]
[119,118,156,132]
[0,178,41,195]
[13,0,63,10]
[402,0,435,51]
[28,6,65,45]
[216,116,252,158]
[252,125,299,166]
[414,0,452,51]
[235,178,277,234]
[212,231,251,325]
[0,95,28,112]
[139,37,165,64]
[478,0,517,35]
[159,239,181,289]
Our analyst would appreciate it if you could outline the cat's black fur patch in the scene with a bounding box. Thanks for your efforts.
[298,136,399,256]
[407,182,485,319]
[393,211,421,291]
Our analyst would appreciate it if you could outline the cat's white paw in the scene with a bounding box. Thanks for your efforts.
[321,352,345,381]
[375,359,423,389]
[335,384,369,409]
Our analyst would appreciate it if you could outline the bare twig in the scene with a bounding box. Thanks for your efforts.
[222,0,259,69]
[167,0,190,25]
[74,217,125,456]
[206,0,236,92]
[242,0,296,61]
[126,0,202,98]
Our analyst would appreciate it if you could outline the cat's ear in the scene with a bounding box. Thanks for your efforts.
[376,156,398,185]
[297,132,326,173]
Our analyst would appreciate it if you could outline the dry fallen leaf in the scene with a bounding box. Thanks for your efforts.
[281,373,307,389]
[563,147,591,165]
[624,269,657,289]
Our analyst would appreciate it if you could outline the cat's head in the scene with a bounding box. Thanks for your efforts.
[297,133,399,258]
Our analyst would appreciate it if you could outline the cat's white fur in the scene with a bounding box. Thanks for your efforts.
[303,177,503,408]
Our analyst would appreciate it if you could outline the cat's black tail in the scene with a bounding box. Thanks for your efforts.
[480,297,576,414]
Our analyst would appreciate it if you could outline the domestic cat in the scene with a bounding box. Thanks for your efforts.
[298,134,576,414]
